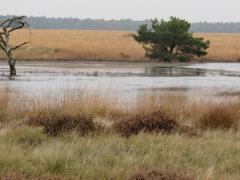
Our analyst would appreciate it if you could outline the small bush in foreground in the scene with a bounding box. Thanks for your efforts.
[28,108,95,136]
[113,110,178,137]
[129,168,193,180]
[197,105,238,130]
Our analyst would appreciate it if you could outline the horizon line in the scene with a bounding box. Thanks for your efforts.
[1,14,240,24]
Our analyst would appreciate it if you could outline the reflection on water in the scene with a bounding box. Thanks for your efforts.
[0,61,240,102]
[145,67,207,77]
[145,66,240,77]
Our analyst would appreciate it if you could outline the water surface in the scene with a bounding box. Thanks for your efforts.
[1,61,240,101]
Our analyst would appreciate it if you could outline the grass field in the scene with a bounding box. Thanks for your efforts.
[1,29,240,61]
[1,128,239,179]
[0,92,239,179]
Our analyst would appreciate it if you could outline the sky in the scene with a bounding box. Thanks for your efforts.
[1,0,240,22]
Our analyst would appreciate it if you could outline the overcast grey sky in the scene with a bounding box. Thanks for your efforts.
[1,0,239,22]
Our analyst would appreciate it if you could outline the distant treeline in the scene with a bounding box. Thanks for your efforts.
[1,15,240,33]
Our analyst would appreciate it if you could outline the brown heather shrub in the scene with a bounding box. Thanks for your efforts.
[113,110,179,137]
[197,104,238,130]
[28,108,96,136]
[129,168,193,180]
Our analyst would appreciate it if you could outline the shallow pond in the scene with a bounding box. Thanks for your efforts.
[0,61,240,101]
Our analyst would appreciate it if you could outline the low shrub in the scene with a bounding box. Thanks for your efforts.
[28,108,96,136]
[113,110,178,137]
[129,168,193,180]
[197,104,238,130]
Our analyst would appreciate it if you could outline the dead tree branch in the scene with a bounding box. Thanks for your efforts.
[11,42,30,51]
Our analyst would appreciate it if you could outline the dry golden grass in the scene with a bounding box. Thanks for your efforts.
[1,90,240,131]
[1,29,240,61]
[4,29,145,61]
[195,33,240,61]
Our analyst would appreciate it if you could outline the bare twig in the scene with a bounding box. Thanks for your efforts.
[11,42,30,51]
[0,16,26,28]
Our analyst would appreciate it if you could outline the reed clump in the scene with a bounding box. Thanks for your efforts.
[197,104,239,130]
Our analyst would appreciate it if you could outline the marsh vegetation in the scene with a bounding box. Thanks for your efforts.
[0,88,239,179]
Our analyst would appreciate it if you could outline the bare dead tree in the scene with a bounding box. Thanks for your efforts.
[0,16,30,77]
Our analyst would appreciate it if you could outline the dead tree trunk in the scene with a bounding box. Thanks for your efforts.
[0,16,30,77]
[7,51,16,76]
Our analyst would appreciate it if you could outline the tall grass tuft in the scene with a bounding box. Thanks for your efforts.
[197,104,239,130]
